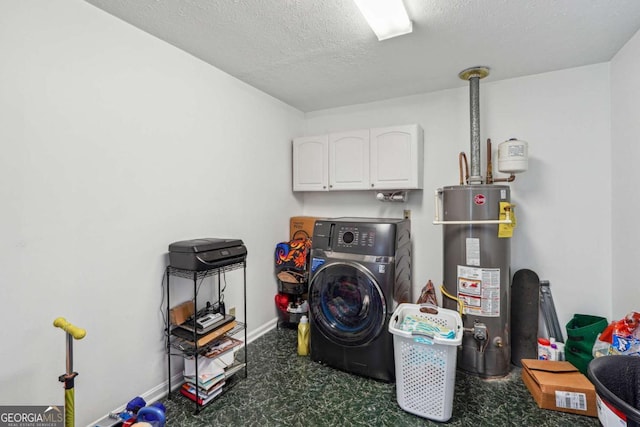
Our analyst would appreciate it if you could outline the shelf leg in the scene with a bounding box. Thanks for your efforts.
[166,267,172,399]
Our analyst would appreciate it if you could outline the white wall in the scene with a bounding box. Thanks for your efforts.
[303,64,612,334]
[611,28,640,320]
[0,1,304,425]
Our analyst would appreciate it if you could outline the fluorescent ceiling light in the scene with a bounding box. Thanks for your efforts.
[353,0,413,41]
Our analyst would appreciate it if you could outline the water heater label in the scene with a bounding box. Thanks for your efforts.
[474,194,486,205]
[457,265,501,317]
[466,238,480,266]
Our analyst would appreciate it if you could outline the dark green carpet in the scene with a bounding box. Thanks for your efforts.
[161,327,599,426]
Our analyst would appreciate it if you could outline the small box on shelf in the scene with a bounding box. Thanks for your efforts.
[170,301,195,326]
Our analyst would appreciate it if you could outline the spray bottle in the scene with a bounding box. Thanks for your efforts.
[297,315,310,356]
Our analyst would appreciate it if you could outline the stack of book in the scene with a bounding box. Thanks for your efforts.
[181,356,228,406]
[181,371,226,405]
[179,334,245,405]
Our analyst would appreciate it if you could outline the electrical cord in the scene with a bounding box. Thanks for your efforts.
[220,270,227,304]
[159,271,170,348]
[195,275,206,297]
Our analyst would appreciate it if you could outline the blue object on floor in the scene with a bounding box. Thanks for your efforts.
[136,404,166,427]
[125,396,146,413]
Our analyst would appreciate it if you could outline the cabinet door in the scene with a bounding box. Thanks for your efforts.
[370,124,424,190]
[293,135,329,191]
[329,129,370,190]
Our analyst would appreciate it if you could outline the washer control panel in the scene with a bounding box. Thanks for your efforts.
[312,219,404,257]
[337,226,376,249]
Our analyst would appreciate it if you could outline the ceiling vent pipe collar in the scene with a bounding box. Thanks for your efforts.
[459,66,490,185]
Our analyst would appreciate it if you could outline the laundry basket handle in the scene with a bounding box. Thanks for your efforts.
[410,331,435,341]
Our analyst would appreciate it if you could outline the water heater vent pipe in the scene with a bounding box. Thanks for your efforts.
[459,66,490,185]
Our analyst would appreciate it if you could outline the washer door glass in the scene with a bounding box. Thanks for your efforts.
[310,261,386,346]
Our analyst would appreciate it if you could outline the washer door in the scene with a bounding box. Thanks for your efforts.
[309,261,387,346]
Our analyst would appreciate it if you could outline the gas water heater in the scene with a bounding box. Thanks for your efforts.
[434,67,528,378]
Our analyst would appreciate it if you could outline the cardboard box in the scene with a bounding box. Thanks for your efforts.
[169,300,195,326]
[521,359,598,417]
[289,216,320,240]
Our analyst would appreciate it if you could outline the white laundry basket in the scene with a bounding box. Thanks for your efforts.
[389,303,463,422]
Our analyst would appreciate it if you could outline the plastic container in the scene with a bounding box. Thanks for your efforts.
[388,303,463,422]
[555,342,565,361]
[538,338,551,360]
[587,355,640,427]
[297,315,310,356]
[547,337,558,361]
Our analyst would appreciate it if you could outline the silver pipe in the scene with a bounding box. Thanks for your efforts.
[469,75,481,182]
[459,66,490,185]
[66,333,73,375]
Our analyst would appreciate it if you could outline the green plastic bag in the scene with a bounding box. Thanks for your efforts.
[565,314,608,375]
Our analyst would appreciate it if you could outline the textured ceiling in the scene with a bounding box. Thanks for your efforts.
[85,0,640,112]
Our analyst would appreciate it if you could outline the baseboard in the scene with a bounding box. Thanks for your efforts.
[89,318,278,426]
[246,317,278,344]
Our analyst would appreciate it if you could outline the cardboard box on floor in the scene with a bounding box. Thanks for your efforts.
[290,216,320,241]
[521,359,597,418]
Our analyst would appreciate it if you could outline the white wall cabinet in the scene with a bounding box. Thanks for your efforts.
[292,124,423,192]
[329,129,370,190]
[370,124,424,190]
[292,135,329,191]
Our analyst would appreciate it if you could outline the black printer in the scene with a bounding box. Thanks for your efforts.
[168,238,247,271]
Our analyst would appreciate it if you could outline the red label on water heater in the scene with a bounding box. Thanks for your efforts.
[474,194,486,205]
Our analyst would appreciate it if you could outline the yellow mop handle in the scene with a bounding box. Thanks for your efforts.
[53,318,86,340]
[64,388,75,427]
